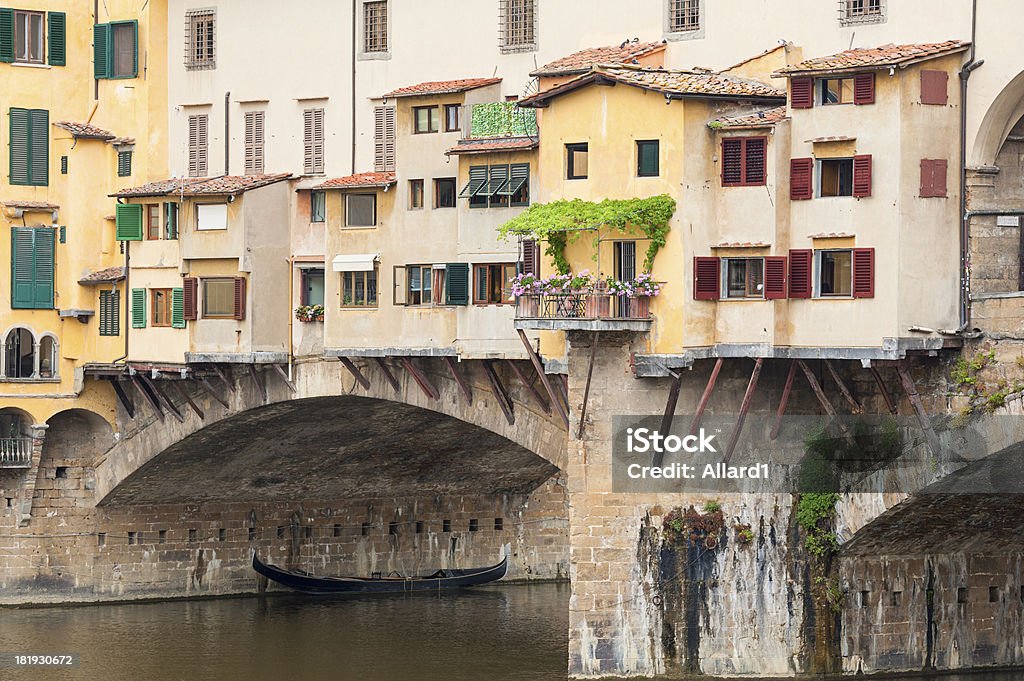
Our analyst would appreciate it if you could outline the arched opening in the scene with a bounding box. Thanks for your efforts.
[0,407,34,468]
[38,335,57,379]
[3,328,34,378]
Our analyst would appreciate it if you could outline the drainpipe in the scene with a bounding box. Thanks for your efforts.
[111,234,130,365]
[224,91,231,175]
[351,1,357,175]
[958,0,983,331]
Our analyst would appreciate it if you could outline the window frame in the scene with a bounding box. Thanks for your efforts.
[636,139,660,178]
[14,10,44,65]
[413,106,440,134]
[814,249,854,298]
[434,177,457,208]
[566,143,589,180]
[473,263,517,305]
[362,0,389,54]
[145,204,162,240]
[117,149,133,177]
[840,0,885,25]
[185,9,216,70]
[99,290,120,337]
[408,179,424,210]
[499,0,536,53]
[341,268,378,308]
[819,77,855,106]
[201,278,237,319]
[310,190,326,223]
[817,158,855,198]
[721,258,765,300]
[108,20,138,79]
[300,267,326,307]
[405,264,434,307]
[195,202,228,231]
[345,193,377,228]
[151,288,173,327]
[444,104,461,133]
[721,136,768,187]
[666,0,703,37]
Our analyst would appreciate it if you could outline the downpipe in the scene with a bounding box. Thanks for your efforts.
[957,0,983,333]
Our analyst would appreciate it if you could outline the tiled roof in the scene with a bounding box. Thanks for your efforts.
[520,65,786,107]
[53,121,116,140]
[109,136,136,146]
[384,78,502,98]
[4,200,59,210]
[78,266,126,285]
[112,173,292,198]
[720,44,789,74]
[447,136,539,155]
[774,41,970,76]
[315,172,396,190]
[531,41,666,77]
[711,106,788,129]
[809,232,855,239]
[711,241,771,249]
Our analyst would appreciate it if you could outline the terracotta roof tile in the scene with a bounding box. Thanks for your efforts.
[384,78,502,98]
[774,41,970,76]
[809,232,855,239]
[531,41,666,77]
[315,172,396,190]
[446,136,538,155]
[53,121,116,140]
[711,241,771,249]
[3,200,59,210]
[112,173,292,198]
[711,106,788,129]
[78,266,126,285]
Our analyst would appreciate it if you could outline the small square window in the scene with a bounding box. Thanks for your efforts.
[819,158,854,197]
[442,519,451,533]
[341,269,378,308]
[409,179,424,209]
[723,258,764,299]
[957,587,968,604]
[388,521,399,535]
[202,278,236,318]
[637,140,660,177]
[816,250,853,298]
[860,590,870,608]
[566,143,589,180]
[667,0,701,33]
[435,178,457,208]
[117,150,133,177]
[346,194,377,227]
[360,522,370,537]
[413,106,440,134]
[14,11,44,64]
[311,191,326,223]
[415,521,424,534]
[444,104,461,132]
[821,77,855,106]
[841,0,885,24]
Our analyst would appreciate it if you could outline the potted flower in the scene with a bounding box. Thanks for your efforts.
[511,273,542,317]
[295,304,325,322]
[628,273,663,318]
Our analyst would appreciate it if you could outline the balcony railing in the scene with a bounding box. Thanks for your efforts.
[514,293,654,331]
[0,438,33,468]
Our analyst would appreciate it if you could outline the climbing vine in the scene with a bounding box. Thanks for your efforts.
[497,195,677,273]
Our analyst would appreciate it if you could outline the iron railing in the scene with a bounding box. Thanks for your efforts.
[0,438,33,468]
[515,293,652,321]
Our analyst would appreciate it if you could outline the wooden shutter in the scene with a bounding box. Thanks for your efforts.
[99,291,120,336]
[764,256,788,299]
[33,228,54,309]
[164,202,178,239]
[522,239,539,275]
[0,8,13,62]
[721,138,742,186]
[392,265,408,305]
[232,277,246,320]
[790,77,814,109]
[853,72,876,105]
[93,23,110,78]
[304,109,324,175]
[10,228,53,309]
[244,111,264,175]
[788,249,813,298]
[852,248,875,298]
[8,108,30,185]
[744,138,766,185]
[445,263,470,305]
[115,203,143,241]
[171,288,186,328]
[182,277,198,320]
[790,158,814,200]
[693,257,720,300]
[920,70,949,106]
[853,154,872,198]
[927,159,947,198]
[48,12,66,66]
[188,115,208,177]
[131,288,146,328]
[29,109,48,186]
[374,106,396,172]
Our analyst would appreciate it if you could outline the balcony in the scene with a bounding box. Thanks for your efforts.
[0,438,33,468]
[513,293,654,332]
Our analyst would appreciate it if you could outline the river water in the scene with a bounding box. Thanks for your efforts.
[1,583,1022,681]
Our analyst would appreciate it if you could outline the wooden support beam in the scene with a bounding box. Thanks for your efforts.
[869,366,898,415]
[516,329,569,430]
[507,360,550,414]
[770,361,798,441]
[576,331,600,439]
[270,363,297,393]
[211,364,236,393]
[199,377,230,409]
[140,374,185,423]
[339,357,371,390]
[896,362,941,456]
[374,357,401,392]
[131,375,165,421]
[689,358,724,436]
[400,357,440,401]
[443,357,473,405]
[248,364,267,402]
[482,360,515,425]
[724,358,763,464]
[652,370,684,468]
[172,381,204,420]
[797,360,837,417]
[109,379,135,419]
[825,360,862,414]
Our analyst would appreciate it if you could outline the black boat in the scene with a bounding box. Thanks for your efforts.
[251,552,509,594]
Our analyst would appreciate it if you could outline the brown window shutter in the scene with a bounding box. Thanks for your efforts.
[182,277,198,320]
[788,249,813,298]
[853,154,872,198]
[232,277,247,320]
[790,77,814,109]
[693,256,720,300]
[721,138,743,186]
[790,158,814,200]
[920,70,949,106]
[921,158,947,198]
[745,137,766,185]
[853,72,876,105]
[764,256,788,299]
[852,248,875,298]
[522,239,539,275]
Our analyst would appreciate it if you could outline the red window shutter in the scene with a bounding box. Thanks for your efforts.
[788,249,813,298]
[693,257,720,300]
[744,138,766,185]
[522,239,539,275]
[722,138,743,186]
[233,277,247,320]
[852,248,875,298]
[853,73,876,105]
[790,158,814,200]
[920,70,949,106]
[182,277,198,320]
[764,256,788,299]
[853,155,872,198]
[790,77,814,109]
[921,158,948,198]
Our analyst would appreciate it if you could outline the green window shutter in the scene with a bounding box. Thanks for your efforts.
[48,12,66,66]
[128,20,138,77]
[9,108,30,185]
[33,228,54,308]
[164,202,178,239]
[100,290,120,336]
[117,150,132,177]
[131,288,146,328]
[115,203,143,241]
[171,288,185,328]
[29,109,48,186]
[0,8,13,62]
[638,141,659,177]
[458,166,489,198]
[445,263,469,305]
[11,228,34,308]
[93,23,110,78]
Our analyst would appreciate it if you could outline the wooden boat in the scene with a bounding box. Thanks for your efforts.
[251,552,508,594]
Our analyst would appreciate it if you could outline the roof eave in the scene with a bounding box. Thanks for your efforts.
[773,45,971,78]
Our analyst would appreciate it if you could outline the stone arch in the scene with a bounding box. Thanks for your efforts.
[972,69,1024,167]
[44,409,115,462]
[0,407,35,435]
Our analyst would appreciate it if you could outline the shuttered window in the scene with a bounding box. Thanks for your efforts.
[790,158,814,200]
[853,73,876,105]
[131,288,146,328]
[0,9,13,62]
[637,140,660,177]
[10,227,54,309]
[117,149,132,177]
[99,290,120,336]
[852,248,875,298]
[182,277,198,320]
[852,154,872,198]
[459,166,489,200]
[693,256,720,300]
[171,288,186,328]
[790,77,814,109]
[373,105,396,172]
[920,70,949,106]
[47,11,65,66]
[303,108,325,176]
[94,20,137,79]
[9,107,48,186]
[188,114,208,177]
[722,137,766,187]
[115,203,143,241]
[164,202,179,239]
[445,263,470,305]
[920,159,948,198]
[788,249,813,298]
[764,256,788,299]
[522,239,540,275]
[244,110,265,175]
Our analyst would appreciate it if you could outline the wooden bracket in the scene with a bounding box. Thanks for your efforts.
[340,357,371,390]
[108,378,135,419]
[270,363,298,393]
[374,357,401,392]
[770,361,798,440]
[248,364,267,402]
[575,331,600,439]
[516,329,569,430]
[199,377,230,409]
[211,364,236,393]
[172,381,205,420]
[443,356,473,404]
[652,369,684,468]
[482,360,515,425]
[507,360,550,415]
[896,362,941,456]
[400,357,440,401]
[868,365,898,415]
[825,360,862,413]
[689,358,724,436]
[724,357,763,463]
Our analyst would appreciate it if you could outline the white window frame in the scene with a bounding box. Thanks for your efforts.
[345,194,377,228]
[721,257,765,300]
[816,157,855,199]
[196,203,228,231]
[813,249,855,299]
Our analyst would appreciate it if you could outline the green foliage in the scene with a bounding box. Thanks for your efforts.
[497,195,677,272]
[797,492,840,558]
[702,500,721,514]
[987,390,1007,411]
[469,102,538,138]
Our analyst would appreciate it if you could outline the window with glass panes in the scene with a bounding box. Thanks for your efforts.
[346,194,376,227]
[637,140,660,177]
[363,1,388,53]
[146,205,161,240]
[723,258,765,299]
[151,289,173,326]
[406,265,432,306]
[413,106,439,134]
[202,278,236,318]
[341,269,377,307]
[14,10,44,64]
[474,264,516,304]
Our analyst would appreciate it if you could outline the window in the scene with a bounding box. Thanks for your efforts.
[196,203,228,231]
[244,111,265,175]
[431,267,447,305]
[413,106,440,134]
[406,265,433,306]
[9,108,49,186]
[185,10,216,69]
[841,0,884,24]
[188,114,208,177]
[311,191,326,222]
[3,328,33,378]
[14,10,43,64]
[10,227,54,309]
[301,268,325,306]
[819,158,854,197]
[303,108,325,175]
[100,291,120,336]
[920,159,948,198]
[38,336,56,378]
[363,0,388,53]
[165,203,179,240]
[474,264,516,304]
[409,179,424,209]
[93,21,137,79]
[202,278,239,318]
[374,105,396,172]
[723,258,765,299]
[146,205,161,240]
[821,77,854,105]
[346,194,376,227]
[462,164,529,207]
[117,149,133,177]
[566,143,588,180]
[435,178,457,208]
[920,70,948,106]
[341,269,378,307]
[722,137,767,187]
[668,0,701,32]
[499,0,535,52]
[816,250,853,297]
[151,289,173,327]
[637,140,660,177]
[444,104,461,132]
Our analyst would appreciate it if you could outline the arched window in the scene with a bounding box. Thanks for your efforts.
[3,328,34,379]
[38,335,57,378]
